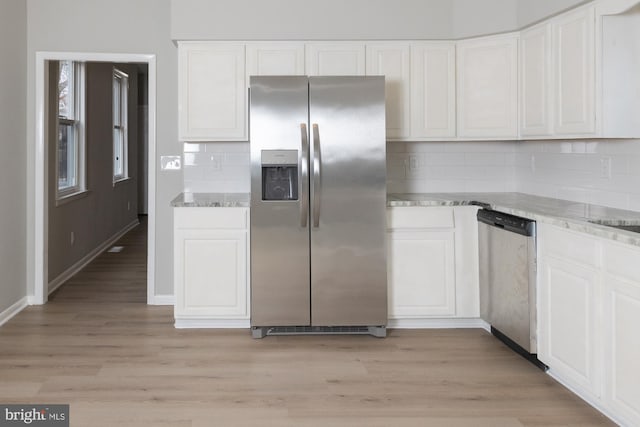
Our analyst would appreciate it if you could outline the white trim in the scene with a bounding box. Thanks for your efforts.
[149,295,175,306]
[388,318,490,330]
[55,189,90,207]
[47,219,139,295]
[174,318,250,329]
[34,51,157,306]
[0,297,29,327]
[547,369,625,427]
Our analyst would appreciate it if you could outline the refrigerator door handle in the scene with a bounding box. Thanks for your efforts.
[300,123,309,228]
[312,123,321,228]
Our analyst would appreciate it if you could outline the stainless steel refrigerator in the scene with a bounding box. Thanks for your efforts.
[249,76,387,338]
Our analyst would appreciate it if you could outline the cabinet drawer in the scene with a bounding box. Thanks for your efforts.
[540,224,599,267]
[174,207,248,229]
[603,241,640,284]
[387,207,454,229]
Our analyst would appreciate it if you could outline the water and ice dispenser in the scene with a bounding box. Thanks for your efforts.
[261,150,298,201]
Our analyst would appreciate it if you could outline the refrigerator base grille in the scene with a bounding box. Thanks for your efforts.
[251,326,386,339]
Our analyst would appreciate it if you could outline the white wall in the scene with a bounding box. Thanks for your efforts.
[26,0,179,297]
[453,0,518,39]
[171,0,589,41]
[0,0,27,313]
[171,0,454,40]
[516,139,640,211]
[517,0,589,28]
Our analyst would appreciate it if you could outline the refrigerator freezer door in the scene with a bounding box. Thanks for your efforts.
[250,76,311,326]
[309,76,388,326]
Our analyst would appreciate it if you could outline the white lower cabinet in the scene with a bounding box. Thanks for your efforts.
[386,206,480,323]
[173,208,249,326]
[602,241,640,425]
[538,223,640,426]
[388,230,456,317]
[538,254,602,396]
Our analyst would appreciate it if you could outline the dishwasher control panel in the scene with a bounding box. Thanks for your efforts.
[477,209,536,237]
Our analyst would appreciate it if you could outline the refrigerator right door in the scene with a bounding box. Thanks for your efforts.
[309,76,388,326]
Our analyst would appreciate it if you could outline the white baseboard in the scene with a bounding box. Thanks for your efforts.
[149,295,175,305]
[388,318,489,329]
[174,318,250,329]
[546,369,627,426]
[47,219,140,295]
[0,297,28,327]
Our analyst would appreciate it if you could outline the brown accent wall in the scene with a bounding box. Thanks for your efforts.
[47,61,140,284]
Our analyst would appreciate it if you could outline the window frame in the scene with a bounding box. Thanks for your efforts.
[56,60,87,202]
[112,68,129,184]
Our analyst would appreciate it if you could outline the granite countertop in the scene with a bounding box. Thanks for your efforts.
[170,191,640,246]
[171,192,249,207]
[388,192,640,247]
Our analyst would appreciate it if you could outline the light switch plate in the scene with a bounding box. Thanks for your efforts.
[161,156,181,170]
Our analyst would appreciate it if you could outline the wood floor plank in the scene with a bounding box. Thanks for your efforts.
[0,217,614,426]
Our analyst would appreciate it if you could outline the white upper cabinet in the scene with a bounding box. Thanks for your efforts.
[246,42,305,76]
[520,23,553,137]
[410,42,456,138]
[178,42,247,141]
[553,5,596,136]
[366,44,411,140]
[456,34,519,139]
[305,43,365,76]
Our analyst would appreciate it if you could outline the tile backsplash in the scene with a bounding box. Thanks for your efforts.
[183,142,250,193]
[182,139,640,212]
[387,141,517,193]
[515,139,640,211]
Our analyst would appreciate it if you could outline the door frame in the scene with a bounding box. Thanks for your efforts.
[33,51,157,305]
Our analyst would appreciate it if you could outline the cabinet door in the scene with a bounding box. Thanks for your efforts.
[457,35,518,138]
[553,5,595,135]
[175,229,248,318]
[178,43,246,141]
[366,44,411,139]
[305,43,365,76]
[602,242,640,425]
[453,207,480,317]
[410,43,456,138]
[387,230,456,317]
[538,255,601,395]
[520,23,553,137]
[246,42,305,76]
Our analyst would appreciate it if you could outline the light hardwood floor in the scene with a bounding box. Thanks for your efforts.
[0,218,613,426]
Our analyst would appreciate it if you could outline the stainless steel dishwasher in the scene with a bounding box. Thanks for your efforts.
[477,209,546,369]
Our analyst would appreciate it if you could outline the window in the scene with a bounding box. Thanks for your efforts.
[57,60,85,198]
[113,69,129,182]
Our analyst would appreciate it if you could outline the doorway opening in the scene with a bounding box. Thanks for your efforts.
[34,52,157,305]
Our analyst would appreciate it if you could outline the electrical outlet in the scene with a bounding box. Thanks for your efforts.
[210,154,223,170]
[161,156,181,170]
[600,157,612,179]
[70,231,75,246]
[408,154,420,171]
